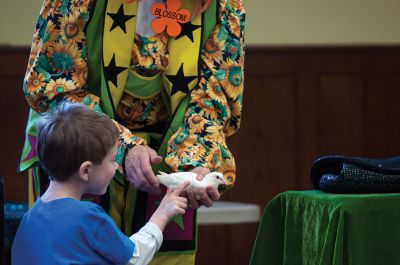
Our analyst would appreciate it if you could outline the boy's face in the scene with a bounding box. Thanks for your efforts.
[86,142,119,195]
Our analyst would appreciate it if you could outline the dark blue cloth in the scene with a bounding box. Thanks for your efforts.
[11,198,135,265]
[4,203,28,251]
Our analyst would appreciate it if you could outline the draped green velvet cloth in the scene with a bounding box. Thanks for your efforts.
[250,190,400,265]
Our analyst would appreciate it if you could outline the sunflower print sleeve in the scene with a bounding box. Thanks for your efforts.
[23,0,144,151]
[165,0,245,189]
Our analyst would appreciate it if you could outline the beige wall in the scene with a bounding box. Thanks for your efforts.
[246,0,400,45]
[1,0,400,46]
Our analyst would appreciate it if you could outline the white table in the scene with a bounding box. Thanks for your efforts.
[197,201,261,225]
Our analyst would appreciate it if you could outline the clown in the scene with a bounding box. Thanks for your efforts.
[20,0,245,264]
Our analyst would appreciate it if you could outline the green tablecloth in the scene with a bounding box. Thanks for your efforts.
[250,190,400,265]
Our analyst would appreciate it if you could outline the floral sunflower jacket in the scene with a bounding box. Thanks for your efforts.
[23,0,245,187]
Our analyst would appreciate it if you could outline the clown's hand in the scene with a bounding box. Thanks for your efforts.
[125,145,162,195]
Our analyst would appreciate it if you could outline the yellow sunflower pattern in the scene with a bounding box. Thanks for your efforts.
[23,0,144,152]
[23,0,245,187]
[131,33,170,74]
[165,0,245,187]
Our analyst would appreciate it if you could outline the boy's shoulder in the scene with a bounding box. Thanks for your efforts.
[61,198,105,212]
[24,198,111,234]
[31,198,106,219]
[74,199,104,211]
[71,200,109,225]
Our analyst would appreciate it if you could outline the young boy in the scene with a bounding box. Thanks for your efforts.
[11,102,189,265]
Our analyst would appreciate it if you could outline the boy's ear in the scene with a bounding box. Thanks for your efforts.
[79,161,93,182]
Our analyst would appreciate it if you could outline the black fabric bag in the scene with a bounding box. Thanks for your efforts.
[311,155,400,193]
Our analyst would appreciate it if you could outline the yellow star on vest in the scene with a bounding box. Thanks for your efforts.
[107,4,135,33]
[166,63,197,96]
[104,54,127,87]
[175,22,200,42]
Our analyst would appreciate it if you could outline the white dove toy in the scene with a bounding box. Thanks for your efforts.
[156,171,228,193]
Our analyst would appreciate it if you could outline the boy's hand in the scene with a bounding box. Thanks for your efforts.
[150,181,190,231]
[160,181,190,218]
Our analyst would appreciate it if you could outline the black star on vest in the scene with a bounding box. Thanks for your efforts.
[166,64,197,96]
[105,54,126,87]
[175,22,201,42]
[107,4,135,33]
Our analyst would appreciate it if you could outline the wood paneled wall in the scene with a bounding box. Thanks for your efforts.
[0,47,30,203]
[1,46,400,265]
[229,47,400,207]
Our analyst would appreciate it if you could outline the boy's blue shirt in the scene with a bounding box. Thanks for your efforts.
[11,197,135,265]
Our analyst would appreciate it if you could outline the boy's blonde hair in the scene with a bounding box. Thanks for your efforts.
[36,102,119,181]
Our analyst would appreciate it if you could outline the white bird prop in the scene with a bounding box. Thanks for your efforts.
[156,171,228,192]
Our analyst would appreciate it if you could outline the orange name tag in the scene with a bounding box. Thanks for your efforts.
[151,0,191,37]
